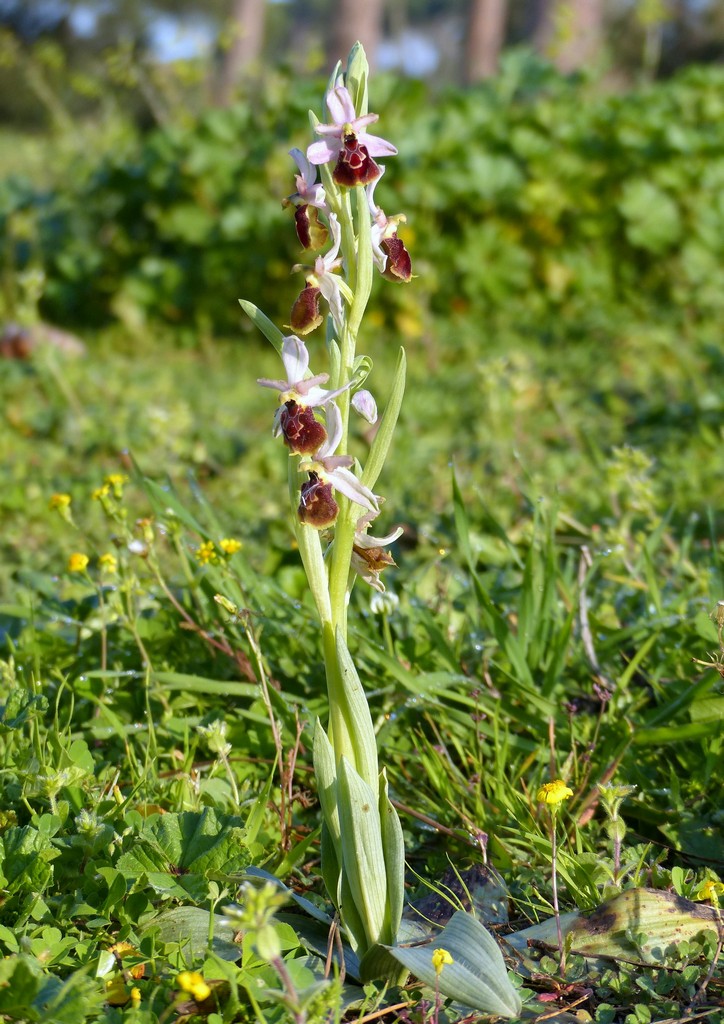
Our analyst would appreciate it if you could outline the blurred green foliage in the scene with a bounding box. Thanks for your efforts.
[1,58,724,344]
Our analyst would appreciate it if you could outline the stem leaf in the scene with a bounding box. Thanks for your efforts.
[361,347,406,492]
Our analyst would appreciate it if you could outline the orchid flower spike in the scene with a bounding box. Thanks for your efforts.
[297,403,379,528]
[307,85,397,187]
[290,212,351,335]
[257,335,351,454]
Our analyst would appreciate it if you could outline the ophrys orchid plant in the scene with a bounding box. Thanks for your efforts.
[239,47,523,1014]
[243,44,409,974]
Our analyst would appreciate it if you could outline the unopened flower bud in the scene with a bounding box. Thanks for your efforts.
[352,389,377,424]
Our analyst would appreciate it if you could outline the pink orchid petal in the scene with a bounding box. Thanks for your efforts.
[257,377,288,391]
[326,85,357,124]
[295,373,331,397]
[350,113,379,130]
[314,123,345,137]
[321,454,354,471]
[307,139,341,164]
[289,147,315,188]
[363,135,398,157]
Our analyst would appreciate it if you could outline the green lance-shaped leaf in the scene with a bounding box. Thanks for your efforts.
[385,910,522,1018]
[313,720,340,828]
[239,300,284,356]
[378,769,405,945]
[330,629,379,790]
[339,860,373,955]
[361,348,406,492]
[337,757,388,951]
[313,720,341,873]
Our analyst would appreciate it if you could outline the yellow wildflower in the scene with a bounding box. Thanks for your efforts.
[105,473,129,497]
[67,552,89,573]
[130,987,141,1006]
[108,941,145,979]
[219,537,242,555]
[196,541,218,565]
[92,484,111,501]
[695,880,724,907]
[537,780,573,806]
[432,947,453,976]
[49,493,71,511]
[177,971,211,1001]
[105,976,130,1006]
[99,553,118,574]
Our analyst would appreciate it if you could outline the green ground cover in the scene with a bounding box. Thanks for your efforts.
[0,59,723,1024]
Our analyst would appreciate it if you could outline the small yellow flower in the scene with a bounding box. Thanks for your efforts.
[177,971,211,1001]
[105,976,130,1006]
[105,473,129,497]
[432,947,453,976]
[219,537,242,555]
[99,552,118,574]
[92,484,111,501]
[49,493,72,511]
[695,880,724,907]
[196,540,218,565]
[537,780,573,806]
[67,552,89,573]
[130,986,141,1006]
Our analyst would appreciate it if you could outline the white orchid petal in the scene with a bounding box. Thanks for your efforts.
[328,466,379,512]
[326,212,342,261]
[305,381,352,407]
[354,526,404,549]
[318,274,345,331]
[366,165,386,216]
[320,402,343,457]
[281,334,309,382]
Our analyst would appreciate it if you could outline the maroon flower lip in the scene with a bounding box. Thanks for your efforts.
[298,471,339,529]
[279,400,327,455]
[333,135,382,187]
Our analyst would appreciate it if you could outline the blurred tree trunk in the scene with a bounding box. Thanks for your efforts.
[465,0,508,81]
[329,0,385,72]
[534,0,605,72]
[215,0,266,106]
